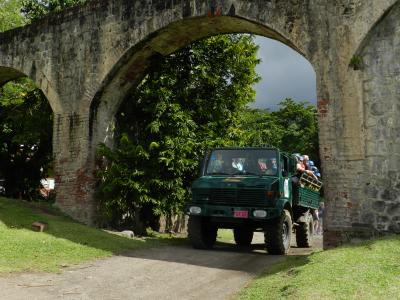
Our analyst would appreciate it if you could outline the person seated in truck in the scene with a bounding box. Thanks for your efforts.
[258,158,267,172]
[208,152,226,173]
[303,155,311,170]
[265,157,278,175]
[297,155,317,178]
[292,154,315,187]
[311,166,321,178]
[232,158,244,171]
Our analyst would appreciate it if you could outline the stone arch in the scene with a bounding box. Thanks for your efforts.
[0,67,25,86]
[351,0,400,61]
[89,13,316,147]
[0,65,61,114]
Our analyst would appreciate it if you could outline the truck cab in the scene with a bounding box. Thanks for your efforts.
[186,147,321,255]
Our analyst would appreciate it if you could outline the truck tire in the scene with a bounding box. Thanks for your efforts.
[296,213,313,248]
[264,209,292,255]
[233,228,254,246]
[188,216,217,249]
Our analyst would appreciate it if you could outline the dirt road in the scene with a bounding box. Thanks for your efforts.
[0,234,322,300]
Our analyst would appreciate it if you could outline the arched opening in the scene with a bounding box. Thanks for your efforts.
[89,15,311,145]
[252,37,317,110]
[92,15,321,249]
[0,68,54,203]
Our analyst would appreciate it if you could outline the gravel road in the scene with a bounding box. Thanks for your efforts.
[0,234,322,300]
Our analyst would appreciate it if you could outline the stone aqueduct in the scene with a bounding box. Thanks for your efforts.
[0,0,399,247]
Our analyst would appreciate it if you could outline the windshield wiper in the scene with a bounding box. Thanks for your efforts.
[231,171,245,176]
[207,172,230,175]
[243,171,262,176]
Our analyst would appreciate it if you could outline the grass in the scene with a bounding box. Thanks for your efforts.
[0,197,185,274]
[238,235,400,300]
[217,229,234,243]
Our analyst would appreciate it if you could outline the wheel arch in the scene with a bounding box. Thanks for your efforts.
[282,200,293,221]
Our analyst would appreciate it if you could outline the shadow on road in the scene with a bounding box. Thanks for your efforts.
[117,233,322,274]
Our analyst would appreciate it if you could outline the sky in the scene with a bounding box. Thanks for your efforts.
[250,36,317,110]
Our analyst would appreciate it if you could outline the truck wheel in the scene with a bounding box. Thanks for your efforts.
[188,216,217,249]
[264,209,292,255]
[233,228,254,246]
[296,213,313,248]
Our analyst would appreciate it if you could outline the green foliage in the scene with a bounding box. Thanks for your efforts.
[0,78,53,199]
[0,0,26,32]
[0,1,53,200]
[231,99,319,164]
[272,99,319,163]
[228,108,283,148]
[21,0,86,21]
[349,55,363,70]
[97,34,261,231]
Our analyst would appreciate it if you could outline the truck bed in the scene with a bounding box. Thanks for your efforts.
[297,187,320,209]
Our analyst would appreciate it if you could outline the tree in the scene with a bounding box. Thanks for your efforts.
[0,2,54,200]
[97,34,261,233]
[272,98,319,164]
[0,0,25,32]
[227,108,284,148]
[0,78,53,199]
[231,99,319,164]
[21,0,85,21]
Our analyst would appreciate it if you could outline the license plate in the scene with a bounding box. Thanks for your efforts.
[234,210,248,218]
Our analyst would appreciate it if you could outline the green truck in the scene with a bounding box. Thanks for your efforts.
[185,147,322,255]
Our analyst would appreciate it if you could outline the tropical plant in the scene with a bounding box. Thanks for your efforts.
[97,34,261,233]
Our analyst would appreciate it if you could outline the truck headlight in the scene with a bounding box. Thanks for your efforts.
[253,210,267,218]
[189,206,202,215]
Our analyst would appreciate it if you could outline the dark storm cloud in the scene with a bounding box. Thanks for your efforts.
[251,37,317,110]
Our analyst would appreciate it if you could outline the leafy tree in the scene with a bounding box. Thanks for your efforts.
[0,78,53,199]
[231,99,319,164]
[97,34,261,233]
[0,2,54,200]
[0,0,25,32]
[21,0,86,21]
[227,108,283,148]
[272,98,319,164]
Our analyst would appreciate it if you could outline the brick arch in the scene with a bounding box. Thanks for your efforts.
[89,14,315,147]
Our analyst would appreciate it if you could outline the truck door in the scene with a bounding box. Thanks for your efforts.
[280,155,291,202]
[199,149,211,176]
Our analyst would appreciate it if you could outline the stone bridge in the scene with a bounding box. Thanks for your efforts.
[1,0,399,247]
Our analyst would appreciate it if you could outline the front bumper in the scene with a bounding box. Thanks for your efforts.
[185,203,280,221]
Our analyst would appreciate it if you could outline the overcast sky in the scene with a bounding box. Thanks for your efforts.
[250,36,317,110]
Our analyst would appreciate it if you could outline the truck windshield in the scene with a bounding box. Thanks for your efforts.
[205,149,279,176]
